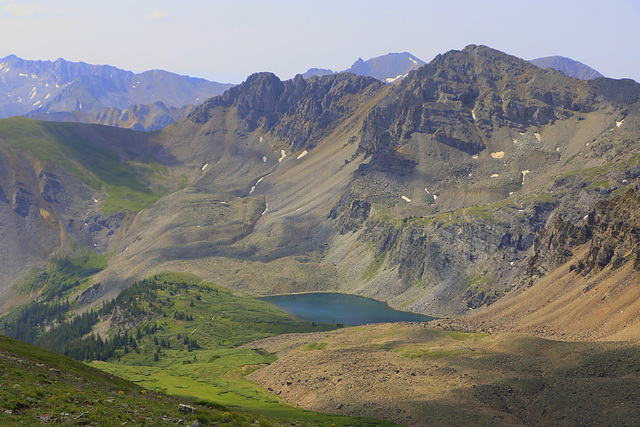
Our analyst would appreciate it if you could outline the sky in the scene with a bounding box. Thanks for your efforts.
[0,0,638,84]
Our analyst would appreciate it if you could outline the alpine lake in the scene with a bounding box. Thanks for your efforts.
[260,292,436,326]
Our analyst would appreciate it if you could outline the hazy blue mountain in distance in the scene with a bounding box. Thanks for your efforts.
[345,52,426,83]
[302,52,426,83]
[529,55,605,80]
[0,54,234,119]
[302,68,335,79]
[27,101,195,131]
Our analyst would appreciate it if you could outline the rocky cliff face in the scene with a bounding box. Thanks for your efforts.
[190,72,384,150]
[529,187,640,278]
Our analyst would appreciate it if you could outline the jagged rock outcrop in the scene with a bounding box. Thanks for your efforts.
[190,72,384,150]
[529,188,640,277]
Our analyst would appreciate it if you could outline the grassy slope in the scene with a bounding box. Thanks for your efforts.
[0,271,396,426]
[91,273,395,426]
[0,335,283,426]
[0,116,163,213]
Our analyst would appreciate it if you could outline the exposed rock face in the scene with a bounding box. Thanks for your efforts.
[190,72,384,150]
[355,45,602,170]
[530,188,640,277]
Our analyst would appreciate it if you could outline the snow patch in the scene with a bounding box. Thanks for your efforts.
[534,133,541,141]
[296,150,308,160]
[409,57,419,65]
[18,73,28,77]
[521,170,530,183]
[424,188,430,194]
[433,194,438,200]
[616,119,624,128]
[512,138,518,144]
[556,147,560,152]
[491,173,500,178]
[201,163,208,171]
[386,73,407,83]
[261,202,269,216]
[249,174,271,195]
[471,109,476,121]
[471,154,478,160]
[401,196,411,203]
[32,100,40,107]
[509,191,514,196]
[92,198,98,203]
[278,150,287,163]
[45,92,50,99]
[262,156,267,163]
[491,151,505,159]
[260,136,263,142]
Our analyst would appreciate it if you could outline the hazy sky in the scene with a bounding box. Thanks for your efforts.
[0,0,638,84]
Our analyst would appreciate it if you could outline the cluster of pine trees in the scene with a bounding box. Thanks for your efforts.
[0,274,209,362]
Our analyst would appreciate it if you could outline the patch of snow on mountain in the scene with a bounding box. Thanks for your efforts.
[386,74,407,83]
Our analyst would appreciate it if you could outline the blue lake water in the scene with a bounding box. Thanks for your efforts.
[261,292,435,326]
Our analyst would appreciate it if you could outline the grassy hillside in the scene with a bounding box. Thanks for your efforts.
[0,116,164,213]
[0,272,396,426]
[0,334,282,426]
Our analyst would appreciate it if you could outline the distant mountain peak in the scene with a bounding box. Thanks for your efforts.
[529,55,604,80]
[302,52,426,83]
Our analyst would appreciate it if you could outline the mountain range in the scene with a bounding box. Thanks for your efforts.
[0,54,233,129]
[0,44,637,321]
[1,44,639,426]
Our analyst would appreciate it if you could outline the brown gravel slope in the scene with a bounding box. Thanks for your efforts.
[246,323,640,426]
